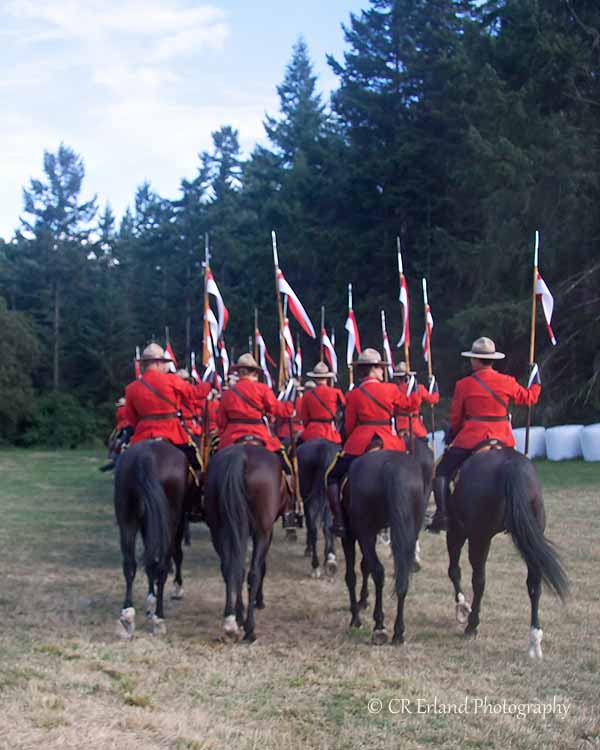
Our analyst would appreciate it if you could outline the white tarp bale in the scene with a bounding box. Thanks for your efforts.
[581,424,600,462]
[545,425,584,461]
[513,427,547,458]
[428,430,446,461]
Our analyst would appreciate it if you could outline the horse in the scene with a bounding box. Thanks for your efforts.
[446,447,569,658]
[114,439,190,638]
[297,438,339,578]
[205,443,289,643]
[354,435,433,609]
[341,449,426,645]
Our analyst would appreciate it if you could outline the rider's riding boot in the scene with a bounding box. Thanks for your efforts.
[427,476,448,533]
[99,460,116,472]
[187,483,205,523]
[327,481,345,538]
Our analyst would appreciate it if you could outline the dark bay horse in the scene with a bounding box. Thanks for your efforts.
[447,448,568,657]
[205,444,289,643]
[114,440,190,638]
[297,438,339,578]
[342,449,426,645]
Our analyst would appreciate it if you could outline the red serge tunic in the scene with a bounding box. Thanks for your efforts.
[299,385,345,444]
[115,405,130,431]
[394,383,440,438]
[217,379,293,452]
[276,394,304,439]
[125,370,211,445]
[450,368,541,450]
[343,378,421,456]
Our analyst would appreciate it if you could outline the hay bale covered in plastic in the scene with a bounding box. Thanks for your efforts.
[581,424,600,462]
[545,425,583,461]
[513,427,546,458]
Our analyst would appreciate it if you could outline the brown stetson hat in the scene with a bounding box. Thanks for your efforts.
[140,343,170,362]
[229,353,263,373]
[306,361,337,380]
[355,348,390,367]
[461,337,505,360]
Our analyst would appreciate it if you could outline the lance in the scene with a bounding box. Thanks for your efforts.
[397,237,411,371]
[525,231,539,457]
[248,335,253,354]
[347,283,354,388]
[296,333,301,378]
[320,306,325,362]
[380,310,390,382]
[253,307,259,361]
[422,277,436,453]
[272,231,287,392]
[202,234,211,369]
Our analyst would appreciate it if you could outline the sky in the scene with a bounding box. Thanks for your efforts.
[0,0,367,241]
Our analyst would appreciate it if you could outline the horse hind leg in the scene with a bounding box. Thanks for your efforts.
[358,554,369,610]
[464,537,491,639]
[117,522,137,640]
[360,535,387,645]
[244,532,270,643]
[149,567,168,636]
[342,532,361,628]
[527,566,543,658]
[171,521,185,600]
[447,526,470,625]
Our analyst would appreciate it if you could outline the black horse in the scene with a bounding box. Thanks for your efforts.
[297,438,339,578]
[342,449,426,645]
[447,448,568,657]
[114,440,189,638]
[205,444,290,643]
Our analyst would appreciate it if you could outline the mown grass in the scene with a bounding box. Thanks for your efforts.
[0,450,599,750]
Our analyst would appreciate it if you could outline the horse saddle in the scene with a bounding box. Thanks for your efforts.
[450,439,509,492]
[366,435,384,453]
[235,435,266,447]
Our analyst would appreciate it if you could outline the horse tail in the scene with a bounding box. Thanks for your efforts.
[504,458,569,601]
[217,447,250,579]
[383,458,415,597]
[137,450,172,580]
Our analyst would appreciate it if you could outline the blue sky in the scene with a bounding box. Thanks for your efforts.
[1,0,367,241]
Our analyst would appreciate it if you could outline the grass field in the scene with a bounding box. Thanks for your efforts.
[0,450,599,750]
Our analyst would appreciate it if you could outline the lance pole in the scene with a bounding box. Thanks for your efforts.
[348,283,354,388]
[381,309,389,382]
[397,237,411,371]
[272,231,287,392]
[254,307,259,360]
[202,233,211,368]
[525,230,539,457]
[320,306,325,362]
[422,278,436,452]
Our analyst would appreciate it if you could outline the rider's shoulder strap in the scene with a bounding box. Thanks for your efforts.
[229,384,265,416]
[357,382,392,417]
[308,388,336,420]
[470,373,509,411]
[140,376,179,411]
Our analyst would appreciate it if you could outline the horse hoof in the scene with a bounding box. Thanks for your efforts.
[528,628,543,659]
[223,615,241,642]
[117,607,135,640]
[243,631,257,644]
[304,546,311,558]
[325,554,337,577]
[311,567,322,579]
[150,615,167,636]
[463,627,478,640]
[411,559,421,573]
[392,634,405,646]
[350,616,362,629]
[171,584,184,600]
[372,629,388,646]
[455,594,471,625]
[255,599,265,610]
[145,593,157,617]
[358,599,369,611]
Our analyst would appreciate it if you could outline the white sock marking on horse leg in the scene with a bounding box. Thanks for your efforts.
[145,593,156,617]
[171,583,184,600]
[455,593,471,625]
[150,614,167,636]
[311,566,322,579]
[414,540,421,565]
[528,627,543,659]
[117,607,136,639]
[223,615,239,635]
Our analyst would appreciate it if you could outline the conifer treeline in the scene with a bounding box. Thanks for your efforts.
[1,0,598,444]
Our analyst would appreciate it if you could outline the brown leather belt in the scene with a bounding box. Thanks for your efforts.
[139,412,179,421]
[357,419,390,426]
[466,415,509,422]
[229,418,264,425]
[308,418,334,424]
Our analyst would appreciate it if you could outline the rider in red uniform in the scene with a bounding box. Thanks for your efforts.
[216,353,300,528]
[326,348,421,536]
[300,362,345,444]
[392,361,439,443]
[428,337,541,532]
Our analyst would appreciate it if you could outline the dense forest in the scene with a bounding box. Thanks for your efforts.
[1,0,599,446]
